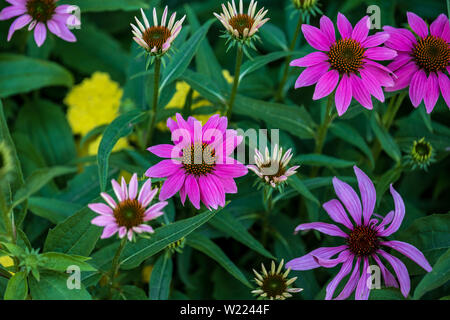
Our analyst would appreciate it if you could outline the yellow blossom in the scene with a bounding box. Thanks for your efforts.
[65,72,123,136]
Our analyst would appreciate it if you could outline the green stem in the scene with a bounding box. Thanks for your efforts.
[314,94,334,154]
[372,91,407,161]
[275,15,303,102]
[226,45,244,120]
[447,0,450,19]
[145,58,161,147]
[310,94,334,177]
[107,237,127,296]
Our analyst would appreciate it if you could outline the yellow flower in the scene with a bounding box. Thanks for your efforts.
[0,255,14,275]
[157,70,233,130]
[65,72,123,136]
[142,265,153,283]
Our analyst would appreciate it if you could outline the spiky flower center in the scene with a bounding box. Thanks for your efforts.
[261,274,288,299]
[260,161,286,179]
[113,199,145,229]
[328,38,366,74]
[182,142,216,176]
[229,14,254,36]
[347,225,379,256]
[26,0,56,22]
[142,26,171,50]
[411,139,433,163]
[412,35,450,73]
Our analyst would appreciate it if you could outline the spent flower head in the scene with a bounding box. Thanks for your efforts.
[214,0,269,52]
[247,145,300,189]
[131,6,185,60]
[0,0,80,47]
[404,137,435,171]
[89,173,168,241]
[252,259,303,300]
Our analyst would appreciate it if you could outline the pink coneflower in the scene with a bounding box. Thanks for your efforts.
[383,13,450,113]
[286,166,432,300]
[145,113,248,210]
[0,0,79,47]
[131,6,185,56]
[89,173,168,241]
[291,14,397,116]
[247,145,300,188]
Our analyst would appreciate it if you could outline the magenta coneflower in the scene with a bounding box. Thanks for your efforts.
[131,6,185,56]
[89,173,168,241]
[0,0,79,47]
[383,13,450,113]
[291,14,397,116]
[286,166,432,300]
[146,113,248,210]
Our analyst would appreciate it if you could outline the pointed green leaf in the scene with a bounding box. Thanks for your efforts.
[149,253,173,300]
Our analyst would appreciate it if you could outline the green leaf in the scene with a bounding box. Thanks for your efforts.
[239,51,305,81]
[53,23,129,82]
[186,233,251,288]
[15,99,77,167]
[369,288,405,300]
[0,54,73,98]
[294,154,355,168]
[28,270,91,300]
[43,199,103,256]
[395,214,450,276]
[209,211,274,259]
[184,4,228,91]
[375,165,403,207]
[4,271,28,300]
[330,123,375,167]
[149,253,173,300]
[259,23,288,51]
[113,285,148,300]
[370,115,401,163]
[28,197,83,224]
[159,19,214,91]
[79,125,107,149]
[233,95,316,139]
[414,248,450,299]
[289,175,319,204]
[0,100,24,203]
[97,110,146,191]
[120,206,223,269]
[180,69,227,105]
[59,0,149,12]
[40,252,96,272]
[13,166,77,209]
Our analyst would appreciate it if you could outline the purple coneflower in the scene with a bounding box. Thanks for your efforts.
[146,113,248,210]
[89,173,168,242]
[247,145,300,188]
[383,13,450,113]
[0,0,79,46]
[286,166,432,300]
[214,0,269,42]
[131,6,185,56]
[291,13,397,116]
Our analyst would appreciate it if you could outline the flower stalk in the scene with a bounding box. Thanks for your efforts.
[145,57,161,146]
[314,93,334,154]
[226,45,244,119]
[108,237,127,291]
[275,15,303,102]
